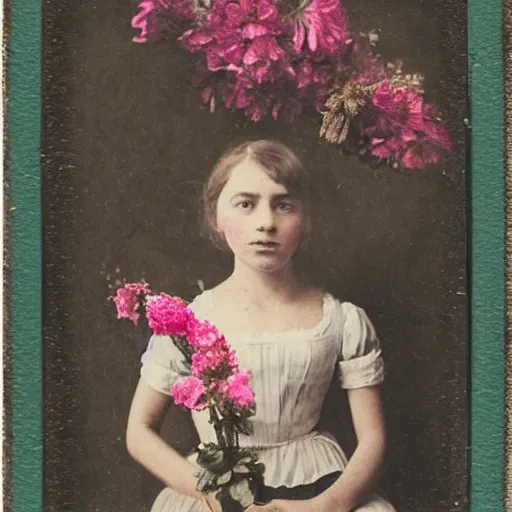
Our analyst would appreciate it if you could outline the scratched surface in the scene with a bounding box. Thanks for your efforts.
[41,0,468,510]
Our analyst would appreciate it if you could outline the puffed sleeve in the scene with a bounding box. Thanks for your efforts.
[140,334,191,395]
[337,303,385,389]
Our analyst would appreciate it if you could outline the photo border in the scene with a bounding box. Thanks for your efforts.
[4,0,505,510]
[5,0,43,510]
[468,1,505,510]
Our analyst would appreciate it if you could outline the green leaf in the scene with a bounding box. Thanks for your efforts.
[196,469,217,492]
[229,479,254,509]
[197,445,225,470]
[233,464,250,474]
[236,455,256,465]
[217,470,232,486]
[235,419,254,436]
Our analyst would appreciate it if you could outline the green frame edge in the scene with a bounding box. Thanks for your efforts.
[468,0,505,510]
[5,0,505,511]
[6,0,44,511]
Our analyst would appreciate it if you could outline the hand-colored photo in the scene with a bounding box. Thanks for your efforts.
[40,0,468,510]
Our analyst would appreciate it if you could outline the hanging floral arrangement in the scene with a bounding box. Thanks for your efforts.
[131,0,453,170]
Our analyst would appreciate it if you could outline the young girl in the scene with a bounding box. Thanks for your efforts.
[126,140,396,512]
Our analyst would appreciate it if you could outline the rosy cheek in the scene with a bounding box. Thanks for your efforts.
[283,218,304,244]
[218,217,242,245]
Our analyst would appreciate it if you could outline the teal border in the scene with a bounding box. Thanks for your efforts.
[6,0,44,511]
[5,0,505,511]
[468,0,505,510]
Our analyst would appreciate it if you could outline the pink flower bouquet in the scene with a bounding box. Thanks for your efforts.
[130,0,452,170]
[113,282,264,510]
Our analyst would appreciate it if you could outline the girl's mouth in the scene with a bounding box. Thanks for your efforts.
[250,241,279,250]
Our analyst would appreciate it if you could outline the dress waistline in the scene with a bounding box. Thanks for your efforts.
[235,430,318,451]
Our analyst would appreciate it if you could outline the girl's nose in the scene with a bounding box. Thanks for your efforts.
[255,207,276,232]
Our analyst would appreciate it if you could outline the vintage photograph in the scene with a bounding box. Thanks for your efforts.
[40,0,468,510]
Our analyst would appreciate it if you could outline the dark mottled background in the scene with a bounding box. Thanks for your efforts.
[42,0,468,510]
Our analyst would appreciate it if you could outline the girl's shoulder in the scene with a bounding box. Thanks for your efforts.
[187,289,215,319]
[322,292,360,314]
[322,294,377,333]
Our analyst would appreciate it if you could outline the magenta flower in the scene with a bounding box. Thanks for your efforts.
[191,348,229,376]
[208,378,229,394]
[398,103,452,169]
[132,0,158,43]
[225,372,255,407]
[421,104,453,151]
[171,376,208,410]
[190,332,239,377]
[372,81,425,132]
[366,86,452,169]
[188,319,224,350]
[292,0,350,56]
[131,0,197,43]
[295,55,334,111]
[180,0,289,82]
[243,36,292,84]
[146,294,191,336]
[401,139,442,169]
[113,282,152,325]
[178,0,302,120]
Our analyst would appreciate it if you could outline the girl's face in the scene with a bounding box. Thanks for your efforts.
[216,158,305,274]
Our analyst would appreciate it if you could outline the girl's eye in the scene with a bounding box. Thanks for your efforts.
[277,202,294,213]
[236,200,252,209]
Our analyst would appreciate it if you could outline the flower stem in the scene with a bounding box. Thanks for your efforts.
[209,405,227,449]
[287,0,313,18]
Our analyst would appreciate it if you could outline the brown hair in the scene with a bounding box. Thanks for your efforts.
[202,139,311,249]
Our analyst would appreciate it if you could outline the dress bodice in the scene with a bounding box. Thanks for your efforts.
[140,291,385,487]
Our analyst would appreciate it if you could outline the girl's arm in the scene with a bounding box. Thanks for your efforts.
[313,385,387,511]
[127,380,269,512]
[126,379,207,501]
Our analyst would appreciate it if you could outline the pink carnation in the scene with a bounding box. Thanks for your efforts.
[191,349,225,375]
[146,294,191,336]
[191,346,235,377]
[171,376,208,410]
[190,330,239,377]
[226,349,240,373]
[187,319,224,350]
[208,378,229,394]
[113,282,152,325]
[225,372,255,407]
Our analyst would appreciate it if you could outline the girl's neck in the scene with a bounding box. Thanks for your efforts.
[221,260,304,306]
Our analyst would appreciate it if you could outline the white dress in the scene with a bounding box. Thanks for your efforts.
[140,291,396,511]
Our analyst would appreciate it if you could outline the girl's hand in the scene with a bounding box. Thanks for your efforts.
[201,493,223,512]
